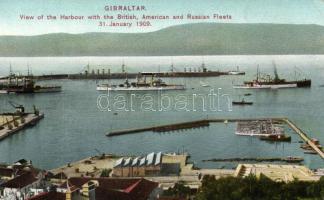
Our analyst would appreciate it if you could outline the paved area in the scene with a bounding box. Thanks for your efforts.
[235,164,320,182]
[50,155,120,177]
[0,115,16,126]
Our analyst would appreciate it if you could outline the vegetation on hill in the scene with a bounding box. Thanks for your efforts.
[195,175,324,200]
[1,23,324,56]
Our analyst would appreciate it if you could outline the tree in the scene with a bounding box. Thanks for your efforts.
[100,168,112,177]
[163,181,191,198]
[195,175,324,200]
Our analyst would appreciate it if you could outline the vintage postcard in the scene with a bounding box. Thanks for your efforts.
[0,0,323,199]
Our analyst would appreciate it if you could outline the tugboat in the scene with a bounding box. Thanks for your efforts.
[301,138,322,150]
[97,75,185,91]
[282,156,304,163]
[233,65,311,89]
[259,134,291,142]
[232,98,253,105]
[303,150,317,155]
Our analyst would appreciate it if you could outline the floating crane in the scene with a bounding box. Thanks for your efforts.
[8,101,25,114]
[94,148,106,159]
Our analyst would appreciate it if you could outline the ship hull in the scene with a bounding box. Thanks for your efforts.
[234,79,311,89]
[33,87,62,93]
[97,85,185,91]
[232,101,253,105]
[233,83,297,89]
[228,71,245,75]
[235,132,272,137]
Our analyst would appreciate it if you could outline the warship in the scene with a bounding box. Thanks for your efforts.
[0,73,61,94]
[234,66,311,89]
[97,75,185,91]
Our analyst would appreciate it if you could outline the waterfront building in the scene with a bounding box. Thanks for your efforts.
[113,152,163,177]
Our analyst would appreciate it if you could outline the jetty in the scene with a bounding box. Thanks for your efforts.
[202,157,304,163]
[107,120,210,137]
[107,117,324,159]
[0,103,44,141]
[0,113,44,141]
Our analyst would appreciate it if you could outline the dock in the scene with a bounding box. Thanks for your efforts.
[107,117,324,159]
[0,113,44,141]
[284,119,324,159]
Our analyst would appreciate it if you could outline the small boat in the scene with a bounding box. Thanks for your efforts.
[228,66,245,75]
[200,81,210,87]
[311,138,320,145]
[244,93,252,96]
[259,134,291,142]
[282,156,304,163]
[232,99,253,105]
[301,144,313,150]
[304,150,317,154]
[300,138,321,150]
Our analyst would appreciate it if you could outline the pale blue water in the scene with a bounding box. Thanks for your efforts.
[0,55,323,170]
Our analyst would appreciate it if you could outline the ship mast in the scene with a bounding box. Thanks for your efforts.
[273,61,279,82]
[256,65,259,82]
[9,63,13,85]
[121,61,126,73]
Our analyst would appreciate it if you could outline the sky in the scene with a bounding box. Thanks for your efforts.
[0,0,324,35]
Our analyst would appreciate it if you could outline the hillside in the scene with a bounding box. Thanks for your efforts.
[0,23,324,56]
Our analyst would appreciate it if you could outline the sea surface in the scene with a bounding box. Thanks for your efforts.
[0,55,323,170]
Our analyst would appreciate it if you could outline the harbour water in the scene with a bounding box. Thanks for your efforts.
[0,55,323,170]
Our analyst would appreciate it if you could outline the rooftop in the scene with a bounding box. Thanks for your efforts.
[114,152,163,168]
[0,171,38,189]
[62,177,159,200]
[0,167,14,177]
[27,191,65,200]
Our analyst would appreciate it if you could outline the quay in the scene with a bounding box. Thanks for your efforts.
[107,118,282,137]
[0,113,44,141]
[202,157,304,163]
[107,117,324,159]
[49,152,320,190]
[50,152,235,189]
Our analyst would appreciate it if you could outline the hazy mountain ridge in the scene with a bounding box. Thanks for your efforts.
[0,23,324,56]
